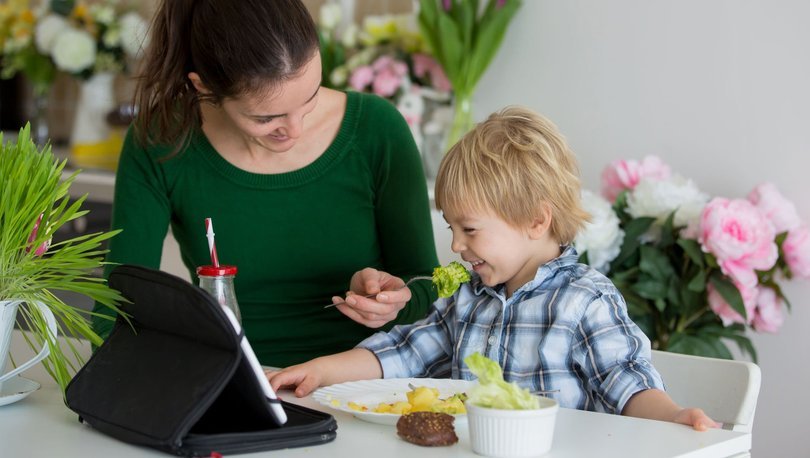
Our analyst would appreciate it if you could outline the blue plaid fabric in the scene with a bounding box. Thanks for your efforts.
[358,246,664,414]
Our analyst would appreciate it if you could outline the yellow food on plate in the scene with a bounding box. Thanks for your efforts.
[348,401,369,412]
[350,385,467,415]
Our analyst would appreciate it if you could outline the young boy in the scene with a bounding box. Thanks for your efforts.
[268,106,717,430]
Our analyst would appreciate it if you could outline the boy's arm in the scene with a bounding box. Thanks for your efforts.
[622,388,720,431]
[266,348,382,397]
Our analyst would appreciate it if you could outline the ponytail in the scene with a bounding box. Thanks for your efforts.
[133,0,199,152]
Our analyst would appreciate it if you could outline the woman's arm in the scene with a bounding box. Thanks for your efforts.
[337,94,439,328]
[91,127,172,339]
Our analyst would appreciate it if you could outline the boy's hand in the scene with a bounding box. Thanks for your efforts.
[672,407,722,431]
[332,268,412,328]
[266,361,324,398]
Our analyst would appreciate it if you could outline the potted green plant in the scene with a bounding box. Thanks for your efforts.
[0,125,125,392]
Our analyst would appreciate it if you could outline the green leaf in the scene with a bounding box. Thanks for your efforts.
[667,333,732,359]
[709,273,746,320]
[578,251,590,265]
[687,269,707,292]
[659,211,676,248]
[639,245,675,281]
[464,0,521,93]
[418,0,443,64]
[436,13,465,84]
[610,217,656,268]
[677,238,704,267]
[632,278,668,300]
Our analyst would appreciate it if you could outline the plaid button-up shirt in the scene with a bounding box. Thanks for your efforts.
[359,246,664,414]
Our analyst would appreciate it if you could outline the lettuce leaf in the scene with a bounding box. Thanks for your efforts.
[464,352,540,410]
[432,261,471,298]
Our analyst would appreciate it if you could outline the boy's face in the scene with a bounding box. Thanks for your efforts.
[444,207,550,297]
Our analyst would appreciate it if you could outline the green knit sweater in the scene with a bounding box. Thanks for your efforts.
[92,92,439,367]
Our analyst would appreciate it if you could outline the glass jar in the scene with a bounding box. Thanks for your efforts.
[196,265,241,324]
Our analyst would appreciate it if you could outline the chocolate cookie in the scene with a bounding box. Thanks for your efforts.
[396,411,458,446]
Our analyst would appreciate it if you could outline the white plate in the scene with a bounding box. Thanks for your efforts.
[0,376,40,407]
[313,378,474,425]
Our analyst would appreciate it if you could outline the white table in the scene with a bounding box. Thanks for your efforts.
[2,330,751,457]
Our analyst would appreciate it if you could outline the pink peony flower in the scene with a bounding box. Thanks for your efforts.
[372,67,403,97]
[349,65,374,91]
[600,156,671,202]
[707,281,758,326]
[783,225,810,279]
[747,183,801,234]
[699,198,778,288]
[412,53,453,92]
[370,56,408,97]
[752,287,784,333]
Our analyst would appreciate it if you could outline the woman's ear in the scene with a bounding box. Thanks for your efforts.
[528,203,553,239]
[187,72,209,94]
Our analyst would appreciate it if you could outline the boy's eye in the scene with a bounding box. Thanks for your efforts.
[463,227,477,234]
[255,117,279,124]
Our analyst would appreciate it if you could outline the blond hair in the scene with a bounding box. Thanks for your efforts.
[434,106,589,245]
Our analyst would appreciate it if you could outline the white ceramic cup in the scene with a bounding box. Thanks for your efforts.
[467,396,559,457]
[0,300,58,390]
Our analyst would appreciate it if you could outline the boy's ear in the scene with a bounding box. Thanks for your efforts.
[188,72,210,94]
[528,203,553,239]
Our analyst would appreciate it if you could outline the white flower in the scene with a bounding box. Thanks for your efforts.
[319,2,342,31]
[51,29,97,73]
[575,190,624,273]
[627,175,709,228]
[103,26,122,48]
[34,14,69,54]
[90,4,116,25]
[330,66,349,87]
[341,23,359,48]
[119,11,149,58]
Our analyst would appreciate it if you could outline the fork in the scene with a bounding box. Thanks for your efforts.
[323,275,433,308]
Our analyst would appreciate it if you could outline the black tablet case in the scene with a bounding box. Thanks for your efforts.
[65,265,337,456]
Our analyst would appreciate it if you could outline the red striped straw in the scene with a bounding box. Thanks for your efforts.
[205,217,220,267]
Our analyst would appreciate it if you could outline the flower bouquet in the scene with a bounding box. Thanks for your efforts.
[1,0,148,85]
[417,0,522,149]
[317,1,453,167]
[1,0,148,156]
[0,125,125,392]
[574,156,809,361]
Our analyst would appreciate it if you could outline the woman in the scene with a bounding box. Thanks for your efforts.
[92,0,438,367]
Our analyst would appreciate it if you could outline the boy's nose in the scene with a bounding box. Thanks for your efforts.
[450,236,465,253]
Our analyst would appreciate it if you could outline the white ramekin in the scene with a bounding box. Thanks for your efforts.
[466,397,559,457]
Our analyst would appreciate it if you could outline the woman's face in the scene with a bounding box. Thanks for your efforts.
[218,53,323,154]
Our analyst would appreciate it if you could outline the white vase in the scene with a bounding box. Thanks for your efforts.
[70,72,116,149]
[70,72,124,170]
[0,300,57,392]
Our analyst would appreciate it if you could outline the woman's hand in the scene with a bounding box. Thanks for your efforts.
[331,268,412,328]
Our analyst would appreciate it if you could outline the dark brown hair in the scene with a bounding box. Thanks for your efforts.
[132,0,319,151]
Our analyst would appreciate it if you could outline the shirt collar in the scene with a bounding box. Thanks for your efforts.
[469,245,580,299]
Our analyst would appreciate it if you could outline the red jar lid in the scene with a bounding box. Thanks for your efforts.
[196,265,238,276]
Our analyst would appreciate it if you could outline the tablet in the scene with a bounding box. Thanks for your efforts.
[220,306,288,425]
